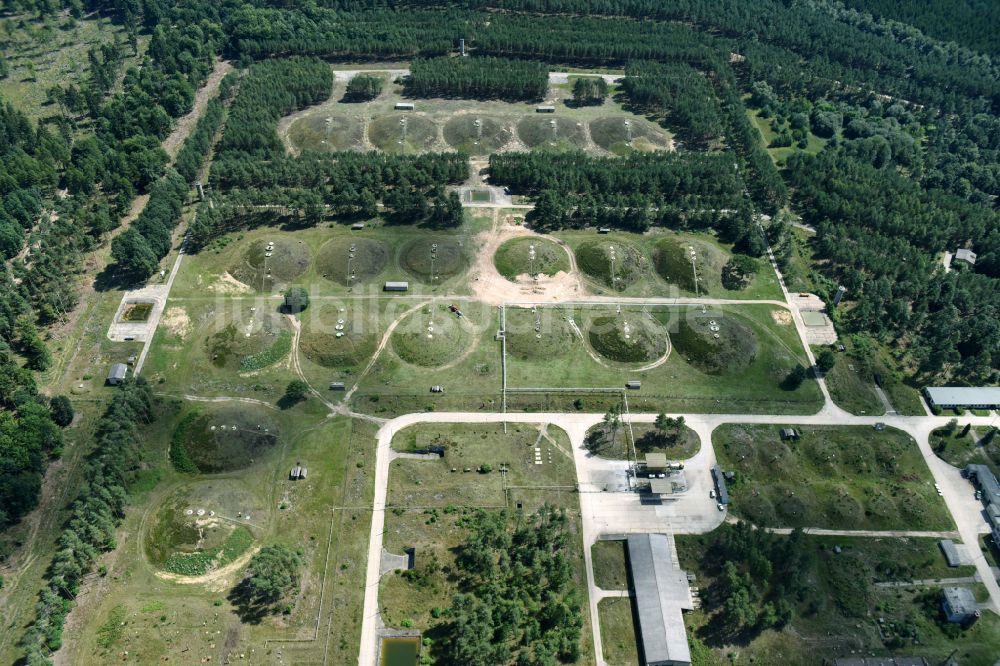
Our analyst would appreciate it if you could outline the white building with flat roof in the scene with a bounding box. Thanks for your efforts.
[924,386,1000,410]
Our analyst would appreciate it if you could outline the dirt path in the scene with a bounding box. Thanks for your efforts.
[154,545,261,588]
[105,60,232,248]
[45,59,234,391]
[162,61,233,159]
[286,314,338,412]
[343,299,434,403]
[157,393,279,409]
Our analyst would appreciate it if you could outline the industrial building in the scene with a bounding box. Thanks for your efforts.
[965,464,1000,504]
[107,363,128,386]
[942,586,979,626]
[965,464,1000,541]
[626,534,693,666]
[953,248,977,266]
[938,540,964,568]
[924,386,1000,410]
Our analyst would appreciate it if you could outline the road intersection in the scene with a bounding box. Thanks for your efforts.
[353,202,1000,666]
[113,153,998,664]
[356,407,1000,666]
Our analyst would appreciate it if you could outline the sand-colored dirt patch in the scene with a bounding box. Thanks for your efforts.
[161,307,192,339]
[209,272,253,294]
[770,309,792,326]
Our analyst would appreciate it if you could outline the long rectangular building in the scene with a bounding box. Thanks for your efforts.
[626,534,692,666]
[924,386,1000,410]
[711,465,729,505]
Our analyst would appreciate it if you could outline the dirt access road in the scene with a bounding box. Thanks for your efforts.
[0,59,235,665]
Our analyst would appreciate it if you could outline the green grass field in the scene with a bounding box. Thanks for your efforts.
[0,10,148,121]
[391,303,479,368]
[748,106,828,166]
[821,344,885,416]
[576,238,647,289]
[589,115,672,155]
[203,304,290,371]
[443,114,512,154]
[713,424,953,530]
[516,115,590,151]
[286,112,365,152]
[172,220,479,299]
[493,236,571,280]
[556,229,784,300]
[173,403,281,472]
[316,236,390,286]
[49,401,378,665]
[584,423,700,461]
[368,113,440,153]
[504,303,823,414]
[932,425,1000,478]
[598,598,640,666]
[591,540,628,590]
[143,297,300,404]
[230,237,311,292]
[299,302,380,373]
[147,481,259,575]
[381,421,594,663]
[780,224,819,294]
[281,74,669,158]
[399,235,472,282]
[388,422,576,508]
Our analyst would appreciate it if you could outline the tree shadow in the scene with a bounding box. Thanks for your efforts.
[276,394,304,410]
[227,578,273,624]
[93,264,144,292]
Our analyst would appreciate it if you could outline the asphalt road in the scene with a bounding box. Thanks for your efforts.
[357,409,1000,666]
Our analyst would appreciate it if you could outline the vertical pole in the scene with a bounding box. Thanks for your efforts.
[622,389,638,490]
[500,305,508,433]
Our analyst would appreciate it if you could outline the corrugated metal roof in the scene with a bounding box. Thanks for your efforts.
[626,534,692,666]
[967,464,1000,503]
[925,386,1000,407]
[711,465,729,505]
[955,248,977,264]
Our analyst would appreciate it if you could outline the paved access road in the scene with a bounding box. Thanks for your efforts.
[357,408,1000,666]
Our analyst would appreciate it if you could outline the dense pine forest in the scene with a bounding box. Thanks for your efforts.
[0,0,997,542]
[406,56,548,101]
[1,0,1000,660]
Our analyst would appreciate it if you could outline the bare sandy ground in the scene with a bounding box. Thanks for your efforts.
[470,213,586,305]
[154,545,261,593]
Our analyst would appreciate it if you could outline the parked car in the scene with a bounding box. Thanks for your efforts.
[709,489,716,499]
[717,503,725,512]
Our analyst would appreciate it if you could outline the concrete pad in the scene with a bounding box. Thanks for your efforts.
[107,284,169,342]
